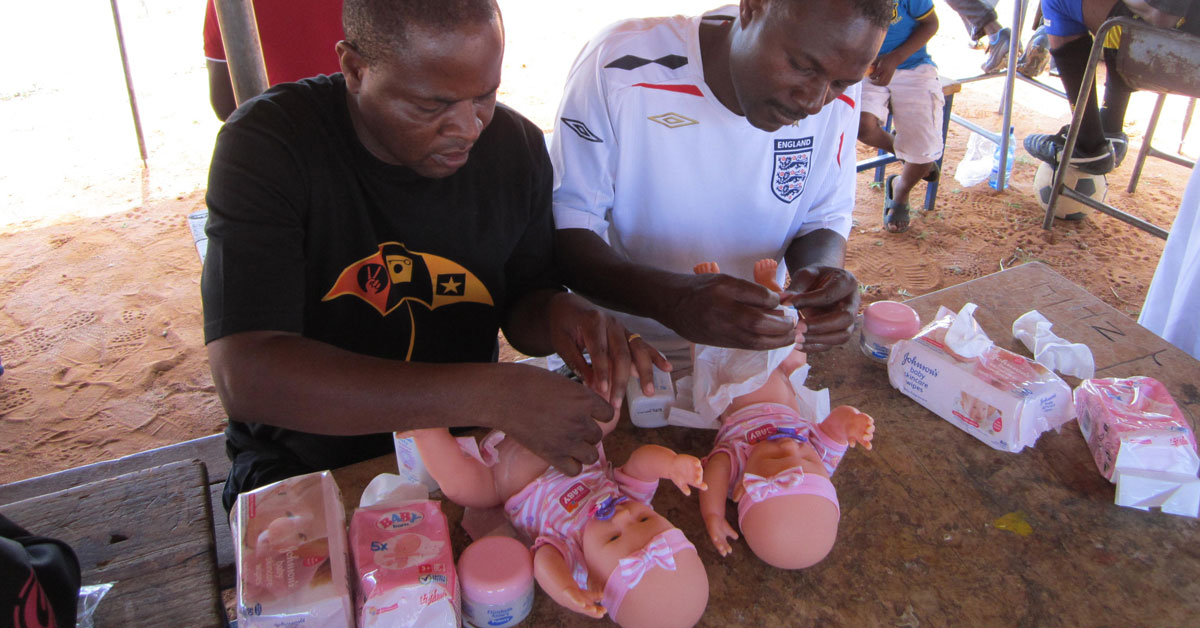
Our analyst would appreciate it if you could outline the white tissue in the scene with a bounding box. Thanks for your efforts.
[943,303,994,358]
[1012,310,1096,379]
[691,309,800,420]
[1113,469,1200,518]
[360,473,430,509]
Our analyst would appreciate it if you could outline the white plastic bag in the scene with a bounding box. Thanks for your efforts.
[954,132,998,188]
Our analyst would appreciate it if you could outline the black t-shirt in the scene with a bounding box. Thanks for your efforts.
[203,74,559,470]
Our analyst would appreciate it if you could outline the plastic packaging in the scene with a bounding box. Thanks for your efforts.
[232,471,355,628]
[626,364,675,428]
[1075,377,1200,517]
[350,474,459,627]
[989,127,1016,190]
[76,582,114,628]
[954,131,997,188]
[394,431,442,493]
[860,301,921,363]
[887,304,1074,452]
[458,536,534,628]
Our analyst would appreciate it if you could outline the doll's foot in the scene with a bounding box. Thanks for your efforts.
[693,261,720,274]
[753,259,784,293]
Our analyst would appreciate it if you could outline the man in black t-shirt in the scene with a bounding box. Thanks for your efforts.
[203,0,665,510]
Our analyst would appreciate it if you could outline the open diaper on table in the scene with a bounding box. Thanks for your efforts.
[1075,377,1200,517]
[887,303,1074,452]
[232,470,355,628]
[350,473,459,627]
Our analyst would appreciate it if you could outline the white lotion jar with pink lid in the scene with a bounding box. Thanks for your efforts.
[458,535,534,627]
[860,301,921,363]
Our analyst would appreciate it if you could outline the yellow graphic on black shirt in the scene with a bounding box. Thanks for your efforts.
[323,242,494,358]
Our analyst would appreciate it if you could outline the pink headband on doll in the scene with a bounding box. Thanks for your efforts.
[736,468,840,528]
[601,528,695,617]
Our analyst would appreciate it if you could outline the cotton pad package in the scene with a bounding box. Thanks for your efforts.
[888,303,1074,453]
[232,470,356,628]
[1075,376,1200,517]
[350,473,460,627]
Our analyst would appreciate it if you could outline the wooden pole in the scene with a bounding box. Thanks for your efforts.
[213,0,269,107]
[108,0,147,165]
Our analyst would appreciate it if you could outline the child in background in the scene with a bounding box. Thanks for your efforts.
[857,0,943,234]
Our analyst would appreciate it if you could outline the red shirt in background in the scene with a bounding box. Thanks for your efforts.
[203,0,344,85]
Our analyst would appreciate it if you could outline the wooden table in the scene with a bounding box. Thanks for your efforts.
[336,262,1199,626]
[0,460,226,627]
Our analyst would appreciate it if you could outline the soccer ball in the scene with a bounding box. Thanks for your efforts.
[1032,161,1108,221]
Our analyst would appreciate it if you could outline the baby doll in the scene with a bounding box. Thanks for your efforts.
[413,417,709,628]
[694,260,875,570]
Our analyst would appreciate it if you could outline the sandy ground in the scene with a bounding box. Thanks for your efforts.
[1,1,1197,485]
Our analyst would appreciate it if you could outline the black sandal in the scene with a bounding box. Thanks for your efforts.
[882,174,911,233]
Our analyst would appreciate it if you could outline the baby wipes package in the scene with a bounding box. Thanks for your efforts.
[232,471,355,628]
[350,474,459,627]
[888,304,1074,452]
[1075,377,1200,516]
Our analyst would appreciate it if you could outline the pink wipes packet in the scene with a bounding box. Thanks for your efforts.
[350,475,459,627]
[1074,377,1199,481]
[232,471,355,628]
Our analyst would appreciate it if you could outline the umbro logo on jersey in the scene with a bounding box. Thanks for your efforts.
[561,118,603,143]
[604,54,688,70]
[647,112,698,129]
[772,137,813,203]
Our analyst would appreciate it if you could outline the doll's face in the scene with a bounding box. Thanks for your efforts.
[744,436,828,482]
[581,500,675,583]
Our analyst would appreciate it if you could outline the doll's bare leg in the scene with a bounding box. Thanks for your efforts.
[753,259,784,293]
[693,261,720,274]
[411,428,503,508]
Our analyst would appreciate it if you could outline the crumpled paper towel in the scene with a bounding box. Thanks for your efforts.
[1012,310,1095,379]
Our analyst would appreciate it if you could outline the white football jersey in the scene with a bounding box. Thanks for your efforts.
[551,8,861,358]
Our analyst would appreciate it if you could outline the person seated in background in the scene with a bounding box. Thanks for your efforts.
[856,0,942,234]
[943,0,1016,74]
[1023,0,1198,176]
[203,0,345,120]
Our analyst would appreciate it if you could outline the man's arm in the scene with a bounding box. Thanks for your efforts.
[207,60,237,121]
[208,330,613,475]
[782,229,860,352]
[556,229,795,350]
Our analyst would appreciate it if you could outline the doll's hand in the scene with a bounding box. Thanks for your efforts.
[827,406,875,450]
[561,584,606,618]
[703,513,739,557]
[667,454,707,496]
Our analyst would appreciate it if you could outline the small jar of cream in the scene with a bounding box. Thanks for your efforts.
[860,301,921,363]
[459,535,534,628]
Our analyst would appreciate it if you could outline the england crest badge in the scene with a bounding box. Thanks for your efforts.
[771,137,813,203]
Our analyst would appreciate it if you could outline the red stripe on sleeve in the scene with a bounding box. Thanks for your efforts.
[837,132,844,166]
[837,94,855,108]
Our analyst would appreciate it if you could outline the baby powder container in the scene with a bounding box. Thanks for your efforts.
[458,536,534,628]
[860,301,921,363]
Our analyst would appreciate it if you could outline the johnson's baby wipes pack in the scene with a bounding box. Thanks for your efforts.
[350,474,459,627]
[232,471,355,628]
[888,304,1074,452]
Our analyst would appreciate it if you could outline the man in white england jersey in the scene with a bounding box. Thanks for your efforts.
[550,0,890,370]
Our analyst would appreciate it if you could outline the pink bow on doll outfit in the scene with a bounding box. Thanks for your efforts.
[736,468,840,527]
[601,528,695,617]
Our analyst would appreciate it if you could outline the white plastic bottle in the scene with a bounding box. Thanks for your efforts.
[989,127,1016,190]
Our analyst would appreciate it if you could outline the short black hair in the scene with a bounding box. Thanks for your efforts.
[779,0,894,30]
[343,0,499,63]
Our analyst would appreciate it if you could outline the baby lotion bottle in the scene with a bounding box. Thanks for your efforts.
[458,536,534,628]
[860,301,921,363]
